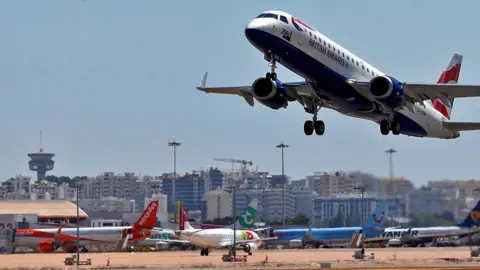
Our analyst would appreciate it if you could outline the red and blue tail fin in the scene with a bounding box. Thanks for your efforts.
[431,53,462,120]
[458,200,480,228]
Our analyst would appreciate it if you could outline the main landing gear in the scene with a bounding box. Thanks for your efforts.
[380,118,401,135]
[304,104,325,136]
[265,51,277,81]
[200,247,209,256]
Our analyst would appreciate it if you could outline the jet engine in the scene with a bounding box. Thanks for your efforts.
[243,244,251,253]
[289,239,304,249]
[252,77,289,110]
[368,75,405,110]
[38,241,56,253]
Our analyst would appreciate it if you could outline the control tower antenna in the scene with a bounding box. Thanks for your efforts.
[40,130,43,152]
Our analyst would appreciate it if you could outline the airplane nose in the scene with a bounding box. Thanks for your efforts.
[245,19,272,45]
[245,18,266,31]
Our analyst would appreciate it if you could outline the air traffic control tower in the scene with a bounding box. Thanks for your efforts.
[28,147,55,181]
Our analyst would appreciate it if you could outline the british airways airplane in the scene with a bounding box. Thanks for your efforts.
[197,10,480,139]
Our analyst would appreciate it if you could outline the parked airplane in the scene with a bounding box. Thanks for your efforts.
[197,10,480,139]
[14,200,160,253]
[175,202,277,256]
[364,200,480,247]
[269,198,388,248]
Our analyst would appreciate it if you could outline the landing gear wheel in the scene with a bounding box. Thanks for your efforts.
[271,72,277,81]
[391,120,401,135]
[304,120,314,136]
[304,103,324,136]
[314,120,325,135]
[380,120,390,135]
[200,248,209,256]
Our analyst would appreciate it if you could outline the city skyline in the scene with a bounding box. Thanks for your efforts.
[2,0,480,184]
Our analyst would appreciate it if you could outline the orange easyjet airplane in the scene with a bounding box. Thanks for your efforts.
[14,200,159,253]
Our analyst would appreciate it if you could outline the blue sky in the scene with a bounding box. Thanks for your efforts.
[1,0,480,185]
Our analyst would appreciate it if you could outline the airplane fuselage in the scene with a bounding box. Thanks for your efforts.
[375,226,468,244]
[14,226,141,250]
[180,228,261,249]
[244,11,459,139]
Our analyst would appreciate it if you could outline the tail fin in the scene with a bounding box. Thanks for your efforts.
[177,201,194,231]
[133,200,159,229]
[227,199,258,229]
[457,200,480,228]
[364,198,388,237]
[432,52,463,119]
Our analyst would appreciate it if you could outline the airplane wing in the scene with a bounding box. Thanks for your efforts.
[216,237,278,248]
[442,122,480,131]
[157,239,190,244]
[350,80,480,104]
[196,72,315,107]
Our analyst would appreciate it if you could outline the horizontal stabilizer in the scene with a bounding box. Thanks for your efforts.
[443,121,480,131]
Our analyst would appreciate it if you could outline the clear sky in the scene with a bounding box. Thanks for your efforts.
[1,0,479,185]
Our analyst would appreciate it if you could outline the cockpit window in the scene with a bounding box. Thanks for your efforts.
[262,13,279,19]
[280,15,288,24]
[256,13,265,18]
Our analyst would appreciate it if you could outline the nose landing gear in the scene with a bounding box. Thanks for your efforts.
[265,51,277,81]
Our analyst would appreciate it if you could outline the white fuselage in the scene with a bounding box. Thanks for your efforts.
[245,11,459,139]
[378,226,467,240]
[180,228,261,249]
[14,226,132,249]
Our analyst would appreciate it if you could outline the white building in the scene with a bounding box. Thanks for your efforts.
[203,189,231,221]
[234,189,295,222]
[313,194,381,225]
[406,187,447,216]
[145,193,168,222]
[0,175,33,199]
[79,197,135,213]
[291,187,317,218]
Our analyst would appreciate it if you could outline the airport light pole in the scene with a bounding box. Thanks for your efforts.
[168,139,181,222]
[74,183,82,265]
[224,184,238,256]
[385,148,397,226]
[276,143,288,229]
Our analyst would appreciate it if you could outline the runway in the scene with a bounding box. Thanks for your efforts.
[0,247,477,269]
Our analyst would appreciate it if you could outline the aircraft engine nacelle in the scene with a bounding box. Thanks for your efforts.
[38,241,56,253]
[368,75,406,110]
[289,239,305,249]
[243,244,251,253]
[252,77,289,110]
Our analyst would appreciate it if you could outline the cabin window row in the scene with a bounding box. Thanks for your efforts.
[308,31,377,77]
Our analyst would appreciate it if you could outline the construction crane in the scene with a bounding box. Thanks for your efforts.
[213,158,253,179]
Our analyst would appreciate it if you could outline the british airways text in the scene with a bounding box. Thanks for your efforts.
[308,38,348,69]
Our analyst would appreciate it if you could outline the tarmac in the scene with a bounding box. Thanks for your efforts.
[0,247,478,269]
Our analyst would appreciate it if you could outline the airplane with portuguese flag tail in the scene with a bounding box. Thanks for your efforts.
[174,200,277,256]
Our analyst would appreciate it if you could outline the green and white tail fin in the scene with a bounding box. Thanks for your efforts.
[228,199,258,229]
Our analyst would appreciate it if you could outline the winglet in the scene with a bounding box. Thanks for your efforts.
[197,72,208,90]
